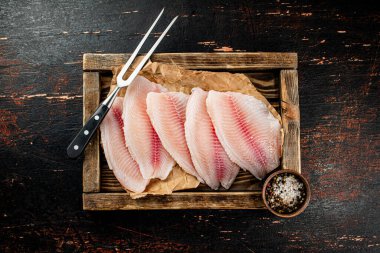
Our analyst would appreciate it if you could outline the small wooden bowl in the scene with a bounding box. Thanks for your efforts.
[262,169,311,218]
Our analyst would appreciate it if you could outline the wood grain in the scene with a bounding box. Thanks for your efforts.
[82,72,101,193]
[83,192,265,210]
[83,52,297,71]
[280,70,301,173]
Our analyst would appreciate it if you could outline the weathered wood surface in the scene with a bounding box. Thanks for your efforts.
[83,192,265,210]
[0,0,379,252]
[83,52,297,71]
[280,70,301,173]
[82,72,101,193]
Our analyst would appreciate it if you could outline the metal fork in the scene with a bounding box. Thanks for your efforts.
[67,8,178,158]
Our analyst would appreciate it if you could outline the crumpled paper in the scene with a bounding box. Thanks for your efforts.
[107,58,281,199]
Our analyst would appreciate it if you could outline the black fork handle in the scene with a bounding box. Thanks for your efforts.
[67,104,109,158]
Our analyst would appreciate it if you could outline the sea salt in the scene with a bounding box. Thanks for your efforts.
[266,173,306,213]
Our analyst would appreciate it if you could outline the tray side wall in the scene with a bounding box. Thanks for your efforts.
[83,52,297,71]
[280,70,301,173]
[82,71,101,193]
[83,192,265,210]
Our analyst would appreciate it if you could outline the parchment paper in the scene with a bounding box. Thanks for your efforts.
[107,58,282,199]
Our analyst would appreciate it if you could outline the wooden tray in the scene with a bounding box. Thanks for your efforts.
[82,52,300,210]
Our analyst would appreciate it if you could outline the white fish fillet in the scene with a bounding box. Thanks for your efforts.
[146,92,202,181]
[100,97,149,193]
[123,76,175,180]
[206,90,281,179]
[185,88,240,189]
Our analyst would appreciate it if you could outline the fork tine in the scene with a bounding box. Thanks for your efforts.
[117,8,165,84]
[118,16,178,88]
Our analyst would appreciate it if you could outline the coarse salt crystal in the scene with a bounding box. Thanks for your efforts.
[271,174,303,207]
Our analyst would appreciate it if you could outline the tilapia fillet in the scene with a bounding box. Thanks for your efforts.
[185,88,240,189]
[100,97,149,193]
[146,92,202,181]
[123,76,175,180]
[206,90,281,179]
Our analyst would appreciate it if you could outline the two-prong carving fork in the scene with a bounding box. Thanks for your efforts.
[67,8,178,158]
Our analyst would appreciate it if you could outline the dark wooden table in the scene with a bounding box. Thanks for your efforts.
[1,1,379,252]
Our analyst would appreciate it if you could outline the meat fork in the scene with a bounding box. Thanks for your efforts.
[67,8,178,158]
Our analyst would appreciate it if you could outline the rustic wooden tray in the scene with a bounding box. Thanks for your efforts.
[82,52,300,210]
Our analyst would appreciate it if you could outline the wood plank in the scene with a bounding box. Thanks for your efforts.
[83,192,265,210]
[82,72,101,192]
[83,53,297,71]
[280,70,301,173]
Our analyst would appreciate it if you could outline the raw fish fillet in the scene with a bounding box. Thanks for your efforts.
[185,88,240,189]
[146,92,202,181]
[123,76,175,180]
[100,97,149,193]
[206,90,281,179]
